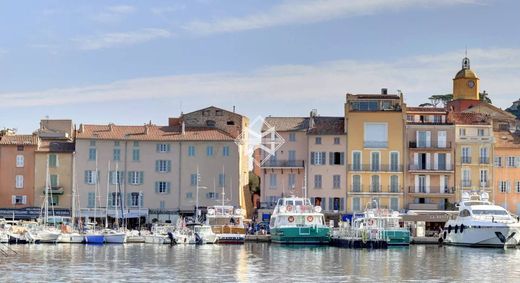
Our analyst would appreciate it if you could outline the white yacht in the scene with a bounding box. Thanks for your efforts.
[442,192,520,248]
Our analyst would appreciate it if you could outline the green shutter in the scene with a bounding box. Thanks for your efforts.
[167,182,171,194]
[167,160,171,172]
[155,161,159,172]
[156,144,160,152]
[128,172,132,184]
[139,171,144,184]
[167,144,171,152]
[108,193,113,208]
[155,182,159,193]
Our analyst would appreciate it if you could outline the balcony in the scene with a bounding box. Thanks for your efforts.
[349,185,403,194]
[461,157,472,164]
[408,186,455,195]
[261,160,305,168]
[408,141,452,149]
[479,181,490,188]
[349,164,403,172]
[479,157,490,164]
[408,164,453,171]
[461,180,472,187]
[41,186,64,195]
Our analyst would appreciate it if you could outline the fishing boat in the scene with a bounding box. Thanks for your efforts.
[269,196,331,244]
[441,192,520,248]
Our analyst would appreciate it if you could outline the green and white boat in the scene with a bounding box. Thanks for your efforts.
[269,196,331,244]
[356,208,411,246]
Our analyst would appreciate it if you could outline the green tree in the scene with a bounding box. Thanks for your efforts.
[428,94,453,107]
[479,90,492,104]
[248,172,260,194]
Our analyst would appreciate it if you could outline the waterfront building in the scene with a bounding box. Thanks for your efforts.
[405,107,456,211]
[0,133,38,210]
[344,90,406,213]
[493,130,520,214]
[74,106,249,225]
[258,112,347,217]
[33,120,75,211]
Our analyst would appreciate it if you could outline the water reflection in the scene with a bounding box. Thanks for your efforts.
[2,244,520,282]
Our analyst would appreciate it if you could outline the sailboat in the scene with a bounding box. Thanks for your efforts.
[84,155,105,244]
[59,152,85,243]
[102,161,127,244]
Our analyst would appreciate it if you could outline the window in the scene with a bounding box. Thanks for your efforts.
[288,150,296,164]
[156,181,170,194]
[508,156,516,168]
[132,149,140,161]
[12,195,27,205]
[364,123,388,148]
[128,171,144,185]
[288,174,296,189]
[499,181,509,193]
[390,175,399,192]
[215,110,223,116]
[89,140,96,146]
[160,201,165,209]
[16,155,24,167]
[351,101,379,111]
[85,170,98,184]
[227,120,235,125]
[352,175,361,192]
[480,170,488,186]
[110,192,122,207]
[130,192,140,207]
[133,141,139,147]
[314,175,322,189]
[156,160,171,173]
[269,174,277,188]
[462,147,471,163]
[219,174,226,187]
[495,156,503,167]
[157,143,170,153]
[352,151,361,170]
[114,141,120,147]
[48,195,59,206]
[223,146,230,157]
[371,175,380,192]
[516,181,520,193]
[113,149,121,161]
[206,146,214,156]
[188,146,196,156]
[334,137,340,145]
[352,197,361,211]
[206,120,216,127]
[15,175,24,189]
[17,145,24,151]
[110,171,123,185]
[311,152,326,165]
[50,175,58,187]
[87,192,95,208]
[433,115,442,123]
[333,175,341,189]
[390,152,399,171]
[186,192,193,199]
[207,192,219,199]
[478,129,485,136]
[330,152,344,165]
[202,110,211,116]
[190,174,198,186]
[459,128,466,136]
[88,148,97,161]
[315,137,322,144]
[371,152,380,171]
[390,198,399,211]
[417,131,431,148]
[48,154,58,167]
[289,133,296,142]
[462,169,471,187]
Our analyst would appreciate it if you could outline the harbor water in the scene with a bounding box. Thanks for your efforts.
[1,243,520,282]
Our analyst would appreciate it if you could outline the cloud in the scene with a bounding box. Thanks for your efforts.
[184,0,481,34]
[92,5,136,24]
[0,48,518,110]
[73,28,172,50]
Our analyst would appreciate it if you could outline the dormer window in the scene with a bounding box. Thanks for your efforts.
[226,120,235,125]
[202,110,211,117]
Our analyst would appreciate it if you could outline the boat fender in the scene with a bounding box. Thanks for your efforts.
[447,225,452,233]
[286,205,293,212]
[307,216,314,222]
[368,219,375,226]
[288,216,295,223]
[443,231,447,240]
[460,224,464,233]
[454,225,458,234]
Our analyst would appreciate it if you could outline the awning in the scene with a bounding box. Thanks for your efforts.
[42,187,64,195]
[79,208,148,218]
[402,211,457,222]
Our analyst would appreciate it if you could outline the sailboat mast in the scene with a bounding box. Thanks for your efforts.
[71,152,76,226]
[304,166,307,199]
[94,153,98,228]
[105,161,111,228]
[196,165,200,220]
[115,162,119,227]
[44,154,50,225]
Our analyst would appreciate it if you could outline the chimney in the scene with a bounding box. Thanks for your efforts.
[233,106,236,113]
[381,88,388,95]
[309,109,317,129]
[144,124,149,135]
[79,124,84,133]
[108,123,114,131]
[182,121,186,135]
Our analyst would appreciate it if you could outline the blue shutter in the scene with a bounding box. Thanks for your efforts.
[156,144,160,152]
[310,152,315,165]
[321,198,326,210]
[127,193,132,206]
[84,171,89,184]
[329,152,333,165]
[139,171,144,184]
[167,182,171,194]
[340,198,345,211]
[128,172,132,184]
[155,182,159,193]
[155,161,159,172]
[340,153,345,165]
[167,144,171,152]
[167,160,171,172]
[322,152,327,164]
[140,194,144,206]
[108,193,113,208]
[109,171,113,184]
[329,198,333,211]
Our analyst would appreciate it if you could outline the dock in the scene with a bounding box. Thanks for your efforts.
[245,235,271,242]
[411,237,440,245]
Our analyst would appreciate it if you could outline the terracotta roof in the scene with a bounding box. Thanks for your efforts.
[263,117,309,132]
[407,107,447,113]
[0,134,38,145]
[76,124,235,141]
[494,130,520,148]
[307,117,345,135]
[448,112,491,125]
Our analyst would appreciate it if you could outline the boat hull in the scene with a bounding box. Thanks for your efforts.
[383,230,411,246]
[84,234,105,244]
[270,226,331,244]
[104,233,127,244]
[215,234,245,244]
[144,235,171,244]
[444,225,520,248]
[37,232,61,243]
[59,234,85,243]
[8,234,28,244]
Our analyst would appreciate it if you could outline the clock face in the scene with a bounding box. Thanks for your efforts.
[467,80,475,88]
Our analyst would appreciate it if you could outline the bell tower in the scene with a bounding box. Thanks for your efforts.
[453,57,479,101]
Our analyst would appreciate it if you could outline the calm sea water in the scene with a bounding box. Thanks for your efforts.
[1,243,519,282]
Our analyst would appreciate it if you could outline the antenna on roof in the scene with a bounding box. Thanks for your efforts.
[180,101,183,115]
[465,45,468,57]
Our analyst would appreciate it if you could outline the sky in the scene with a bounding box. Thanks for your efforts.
[0,0,519,133]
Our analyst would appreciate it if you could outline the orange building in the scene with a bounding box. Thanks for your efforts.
[493,130,520,214]
[0,134,38,209]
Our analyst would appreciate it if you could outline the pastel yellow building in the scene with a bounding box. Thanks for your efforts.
[345,90,406,212]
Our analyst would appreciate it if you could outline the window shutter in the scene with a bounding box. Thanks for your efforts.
[310,152,315,165]
[426,131,431,147]
[155,161,159,172]
[426,153,431,170]
[167,182,171,194]
[108,193,113,208]
[167,144,171,152]
[446,153,451,170]
[340,153,345,165]
[310,197,315,206]
[167,160,172,172]
[109,171,113,184]
[414,153,418,167]
[329,152,333,165]
[22,196,27,204]
[329,198,333,211]
[128,172,133,184]
[156,144,160,152]
[11,196,16,205]
[140,171,144,184]
[433,153,438,170]
[206,192,210,199]
[340,198,345,211]
[84,171,89,184]
[97,171,101,183]
[322,152,327,164]
[321,198,326,210]
[127,193,132,206]
[140,194,144,206]
[155,182,159,193]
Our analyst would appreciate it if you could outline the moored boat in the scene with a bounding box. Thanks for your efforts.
[103,229,127,244]
[269,196,331,244]
[206,206,246,244]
